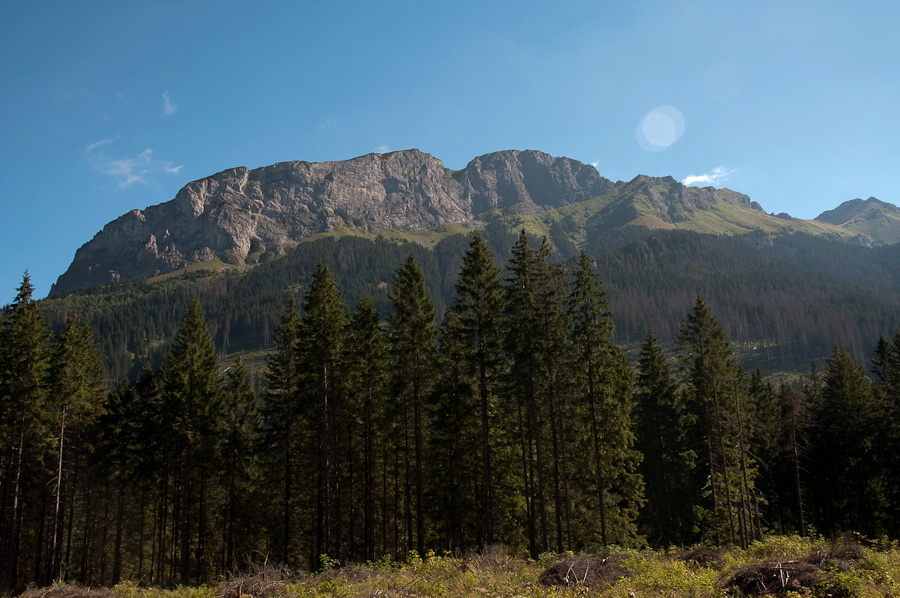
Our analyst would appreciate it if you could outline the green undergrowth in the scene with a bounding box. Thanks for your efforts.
[18,536,900,598]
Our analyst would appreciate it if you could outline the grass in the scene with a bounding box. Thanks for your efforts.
[20,536,900,598]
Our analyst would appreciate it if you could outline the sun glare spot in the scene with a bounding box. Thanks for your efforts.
[636,106,684,151]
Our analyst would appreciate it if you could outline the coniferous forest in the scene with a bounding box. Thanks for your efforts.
[2,230,900,592]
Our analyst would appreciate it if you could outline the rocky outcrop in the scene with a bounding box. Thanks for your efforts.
[453,150,616,214]
[622,175,756,223]
[51,149,616,296]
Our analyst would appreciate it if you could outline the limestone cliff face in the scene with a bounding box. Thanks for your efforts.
[51,149,615,296]
[453,150,616,214]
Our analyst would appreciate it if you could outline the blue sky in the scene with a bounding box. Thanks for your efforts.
[2,0,899,299]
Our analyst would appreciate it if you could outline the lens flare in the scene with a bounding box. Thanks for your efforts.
[636,106,685,151]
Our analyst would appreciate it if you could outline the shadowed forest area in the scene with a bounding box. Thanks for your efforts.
[2,230,899,593]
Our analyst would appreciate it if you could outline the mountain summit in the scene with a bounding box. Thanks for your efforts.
[50,150,899,297]
[815,197,900,244]
[51,150,614,296]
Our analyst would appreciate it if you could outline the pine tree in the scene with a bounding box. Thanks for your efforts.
[429,308,479,551]
[297,263,349,566]
[261,298,301,566]
[502,230,546,556]
[0,273,52,590]
[568,252,644,547]
[634,333,695,546]
[387,254,436,556]
[677,297,760,546]
[158,299,221,584]
[220,357,259,572]
[46,315,105,583]
[345,296,389,561]
[447,231,502,546]
[811,345,882,535]
[872,331,900,536]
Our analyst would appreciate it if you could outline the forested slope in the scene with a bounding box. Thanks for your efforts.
[38,227,900,380]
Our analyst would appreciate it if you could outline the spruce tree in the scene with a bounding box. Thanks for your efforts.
[221,357,260,572]
[158,298,221,584]
[634,333,695,545]
[345,296,389,561]
[429,308,479,551]
[297,263,349,565]
[811,345,882,535]
[0,273,51,590]
[677,297,760,546]
[387,254,436,556]
[47,315,105,583]
[568,252,644,547]
[502,230,546,556]
[261,298,301,565]
[448,231,502,545]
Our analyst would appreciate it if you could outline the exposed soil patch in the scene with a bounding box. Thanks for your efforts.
[722,559,824,597]
[538,554,631,588]
[678,546,725,570]
[23,585,115,598]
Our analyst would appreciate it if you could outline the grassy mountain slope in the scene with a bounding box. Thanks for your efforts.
[815,197,900,243]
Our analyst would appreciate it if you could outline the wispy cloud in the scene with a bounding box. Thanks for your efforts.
[682,166,735,187]
[162,91,177,116]
[375,144,390,153]
[318,117,338,130]
[85,136,120,153]
[86,139,182,187]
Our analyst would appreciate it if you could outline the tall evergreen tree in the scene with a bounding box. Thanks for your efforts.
[447,231,503,546]
[429,309,479,552]
[46,315,105,583]
[261,298,301,566]
[220,357,260,572]
[387,254,437,556]
[297,264,349,566]
[568,252,643,547]
[810,345,882,535]
[345,296,389,561]
[634,333,695,546]
[678,297,761,547]
[872,331,900,536]
[0,273,52,591]
[158,298,221,584]
[502,230,546,556]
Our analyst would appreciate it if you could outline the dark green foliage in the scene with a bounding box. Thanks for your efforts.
[809,346,883,536]
[260,298,301,565]
[634,333,696,546]
[446,232,503,546]
[0,274,52,590]
[297,264,349,567]
[46,315,105,583]
[387,254,437,557]
[567,252,643,547]
[158,298,222,583]
[872,331,900,536]
[678,298,762,547]
[221,357,261,572]
[344,296,389,562]
[4,238,900,592]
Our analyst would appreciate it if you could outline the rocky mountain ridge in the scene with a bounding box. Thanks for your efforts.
[51,150,614,296]
[50,149,899,297]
